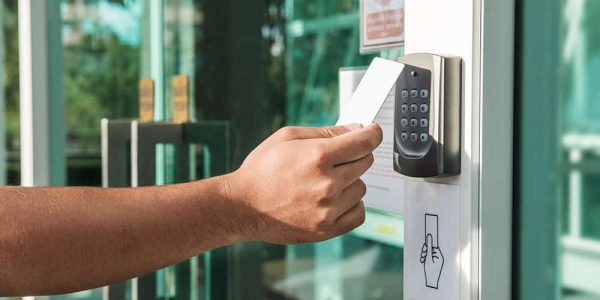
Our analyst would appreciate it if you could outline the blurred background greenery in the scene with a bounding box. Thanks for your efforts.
[3,0,600,299]
[3,0,142,185]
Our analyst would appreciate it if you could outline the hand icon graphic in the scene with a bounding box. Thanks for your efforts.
[420,234,444,289]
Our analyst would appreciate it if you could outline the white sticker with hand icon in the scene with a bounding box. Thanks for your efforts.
[404,181,459,300]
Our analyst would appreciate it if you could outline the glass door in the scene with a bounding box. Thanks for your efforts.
[45,0,407,299]
[517,0,600,299]
[140,0,407,299]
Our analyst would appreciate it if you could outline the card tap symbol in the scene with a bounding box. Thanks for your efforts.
[420,214,444,289]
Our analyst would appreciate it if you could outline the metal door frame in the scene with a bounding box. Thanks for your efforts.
[405,0,514,299]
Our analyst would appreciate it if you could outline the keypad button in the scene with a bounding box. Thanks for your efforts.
[410,133,418,142]
[401,118,409,127]
[401,89,409,99]
[411,89,419,98]
[410,104,419,113]
[410,118,418,127]
[420,119,429,128]
[420,104,429,113]
[420,89,429,99]
[420,133,429,142]
[401,104,409,114]
[401,132,409,142]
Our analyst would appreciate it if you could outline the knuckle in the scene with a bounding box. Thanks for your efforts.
[326,126,349,137]
[314,213,333,231]
[317,178,337,199]
[322,126,337,137]
[276,126,295,139]
[311,145,329,167]
[309,231,330,243]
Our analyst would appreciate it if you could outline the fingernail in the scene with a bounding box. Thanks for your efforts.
[344,123,363,131]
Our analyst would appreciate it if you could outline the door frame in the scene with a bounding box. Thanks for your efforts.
[404,0,514,299]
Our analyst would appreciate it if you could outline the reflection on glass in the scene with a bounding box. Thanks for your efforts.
[62,0,142,186]
[2,0,21,184]
[271,236,403,299]
[285,0,374,126]
[561,0,600,298]
[9,0,405,299]
[46,0,143,298]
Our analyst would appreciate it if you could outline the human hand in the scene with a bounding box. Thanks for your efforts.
[226,124,383,244]
[420,234,444,289]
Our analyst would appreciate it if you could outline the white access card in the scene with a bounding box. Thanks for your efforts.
[339,66,405,214]
[336,57,405,126]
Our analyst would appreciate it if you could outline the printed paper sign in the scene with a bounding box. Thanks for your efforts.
[360,0,405,52]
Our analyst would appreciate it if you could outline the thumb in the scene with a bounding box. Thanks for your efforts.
[426,234,434,262]
[280,124,363,140]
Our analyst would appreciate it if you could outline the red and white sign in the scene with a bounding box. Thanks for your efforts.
[360,0,405,52]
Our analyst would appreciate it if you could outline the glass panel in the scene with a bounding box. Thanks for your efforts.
[17,0,403,298]
[582,172,600,239]
[272,229,403,299]
[561,0,600,298]
[2,0,20,185]
[152,0,404,299]
[520,0,600,299]
[62,0,142,186]
[46,0,144,299]
[286,0,374,125]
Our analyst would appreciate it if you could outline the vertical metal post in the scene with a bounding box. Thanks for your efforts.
[149,0,167,186]
[18,0,65,187]
[137,3,167,298]
[101,119,134,300]
[150,0,165,121]
[516,0,562,298]
[404,0,514,299]
[177,0,196,121]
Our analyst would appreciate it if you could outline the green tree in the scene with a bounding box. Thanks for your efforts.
[3,0,20,152]
[63,32,139,152]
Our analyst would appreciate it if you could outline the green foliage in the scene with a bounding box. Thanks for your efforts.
[285,0,375,126]
[63,33,139,152]
[3,0,20,151]
[2,0,140,153]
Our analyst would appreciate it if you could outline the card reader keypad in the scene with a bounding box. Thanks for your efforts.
[393,53,462,178]
[396,65,432,156]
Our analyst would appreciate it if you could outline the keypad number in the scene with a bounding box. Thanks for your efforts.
[410,89,419,98]
[401,118,409,127]
[399,88,430,143]
[401,89,409,99]
[397,68,431,148]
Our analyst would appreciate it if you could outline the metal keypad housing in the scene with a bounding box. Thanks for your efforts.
[393,53,462,178]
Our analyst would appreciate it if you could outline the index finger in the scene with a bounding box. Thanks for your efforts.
[324,123,383,166]
[276,124,363,141]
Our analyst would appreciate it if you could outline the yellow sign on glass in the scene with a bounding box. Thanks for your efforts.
[139,79,154,122]
[172,75,190,123]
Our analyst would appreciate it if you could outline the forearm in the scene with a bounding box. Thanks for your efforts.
[0,175,245,296]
